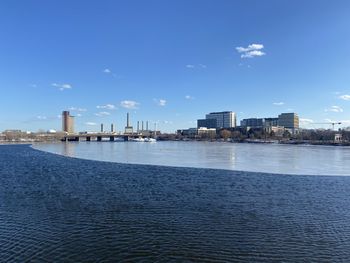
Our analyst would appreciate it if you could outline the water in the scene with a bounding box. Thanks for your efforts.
[34,141,350,175]
[1,144,350,262]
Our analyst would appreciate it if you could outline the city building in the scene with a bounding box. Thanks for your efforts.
[197,118,217,129]
[240,118,264,128]
[278,113,299,130]
[240,117,279,128]
[205,111,236,128]
[197,127,217,138]
[62,111,74,134]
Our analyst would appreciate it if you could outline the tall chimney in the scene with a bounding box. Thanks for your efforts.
[142,121,144,131]
[101,123,104,133]
[146,121,149,131]
[111,124,114,133]
[137,121,140,132]
[127,112,130,127]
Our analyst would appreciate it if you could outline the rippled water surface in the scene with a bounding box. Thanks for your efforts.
[34,141,350,175]
[1,144,350,262]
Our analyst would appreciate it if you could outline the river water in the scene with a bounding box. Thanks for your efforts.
[2,144,350,262]
[34,141,350,175]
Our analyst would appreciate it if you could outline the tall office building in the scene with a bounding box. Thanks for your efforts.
[205,111,236,128]
[197,118,217,129]
[278,113,299,129]
[240,117,278,128]
[62,111,74,134]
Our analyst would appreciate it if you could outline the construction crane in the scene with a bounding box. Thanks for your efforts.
[312,122,342,130]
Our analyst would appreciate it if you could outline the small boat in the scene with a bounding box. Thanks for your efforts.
[130,137,145,142]
[144,137,156,142]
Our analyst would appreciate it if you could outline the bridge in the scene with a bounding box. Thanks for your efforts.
[61,133,148,142]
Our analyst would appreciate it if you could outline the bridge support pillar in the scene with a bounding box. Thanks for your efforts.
[97,136,102,141]
[86,137,91,141]
[110,136,114,141]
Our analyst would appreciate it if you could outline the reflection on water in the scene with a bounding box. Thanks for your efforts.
[34,141,350,175]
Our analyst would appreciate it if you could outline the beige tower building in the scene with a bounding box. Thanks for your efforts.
[62,111,74,134]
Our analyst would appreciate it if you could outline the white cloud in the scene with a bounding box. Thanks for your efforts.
[154,99,166,106]
[103,68,111,73]
[36,116,47,120]
[236,44,264,53]
[52,83,72,91]
[273,102,284,106]
[241,50,265,58]
[339,94,350,101]
[186,64,207,69]
[120,100,139,109]
[236,43,265,58]
[95,111,111,117]
[325,105,343,113]
[76,113,82,117]
[96,104,116,110]
[69,107,87,112]
[300,118,314,124]
[85,122,97,126]
[185,95,194,100]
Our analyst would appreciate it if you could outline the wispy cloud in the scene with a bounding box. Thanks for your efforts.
[96,104,116,110]
[120,100,139,109]
[69,107,87,112]
[154,98,167,106]
[85,122,97,126]
[103,68,122,79]
[52,83,72,91]
[325,105,343,113]
[186,64,207,69]
[300,118,314,124]
[273,102,284,106]
[36,116,47,120]
[95,111,111,117]
[339,94,350,101]
[236,43,265,58]
[185,95,194,100]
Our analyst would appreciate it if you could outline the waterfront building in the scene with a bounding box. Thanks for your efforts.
[240,117,279,128]
[197,118,217,129]
[278,113,299,130]
[240,118,264,128]
[197,127,217,138]
[62,111,74,134]
[205,111,236,128]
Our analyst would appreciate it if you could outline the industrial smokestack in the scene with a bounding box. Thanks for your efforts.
[111,124,114,133]
[101,123,104,133]
[142,121,144,131]
[146,121,149,131]
[137,121,139,132]
[127,113,130,127]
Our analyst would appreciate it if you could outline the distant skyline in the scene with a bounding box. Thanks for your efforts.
[1,0,350,132]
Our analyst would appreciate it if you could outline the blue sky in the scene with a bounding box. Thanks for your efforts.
[1,0,350,132]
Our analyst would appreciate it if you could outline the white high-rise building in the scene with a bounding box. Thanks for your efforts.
[205,111,236,128]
